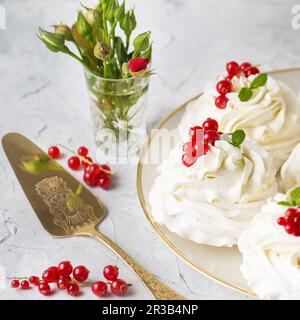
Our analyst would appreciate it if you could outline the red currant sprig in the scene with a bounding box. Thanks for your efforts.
[182,118,220,167]
[215,61,260,110]
[277,207,300,236]
[10,262,131,298]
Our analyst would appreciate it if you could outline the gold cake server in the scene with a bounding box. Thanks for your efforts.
[2,132,184,300]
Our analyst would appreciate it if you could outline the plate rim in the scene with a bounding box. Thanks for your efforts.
[137,66,300,298]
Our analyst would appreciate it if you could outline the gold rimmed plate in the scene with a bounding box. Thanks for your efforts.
[137,67,300,298]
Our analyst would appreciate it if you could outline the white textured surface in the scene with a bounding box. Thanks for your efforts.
[0,0,299,300]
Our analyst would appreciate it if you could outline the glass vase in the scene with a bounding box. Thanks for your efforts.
[84,69,150,158]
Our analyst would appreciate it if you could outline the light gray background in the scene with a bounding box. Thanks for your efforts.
[0,0,299,299]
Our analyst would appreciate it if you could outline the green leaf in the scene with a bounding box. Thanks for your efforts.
[238,87,253,102]
[115,37,128,66]
[77,11,92,38]
[230,129,246,148]
[133,31,151,53]
[251,73,268,89]
[290,187,300,206]
[277,201,293,207]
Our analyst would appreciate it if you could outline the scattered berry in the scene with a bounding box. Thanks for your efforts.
[215,95,228,109]
[11,279,20,288]
[67,283,80,296]
[20,280,30,290]
[111,279,128,297]
[78,146,89,157]
[42,266,59,283]
[58,261,73,276]
[92,281,108,297]
[48,146,60,159]
[68,156,81,170]
[73,265,89,282]
[98,174,111,190]
[57,276,70,290]
[83,171,99,187]
[226,61,240,77]
[38,282,51,296]
[216,79,232,95]
[82,156,93,169]
[103,265,119,282]
[245,66,260,77]
[29,276,40,286]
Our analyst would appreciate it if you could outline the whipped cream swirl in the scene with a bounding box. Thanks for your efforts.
[179,74,300,169]
[239,193,300,299]
[149,135,277,247]
[281,142,300,192]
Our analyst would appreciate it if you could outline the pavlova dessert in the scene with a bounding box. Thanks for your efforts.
[149,118,277,247]
[179,62,300,169]
[239,187,300,299]
[281,142,300,192]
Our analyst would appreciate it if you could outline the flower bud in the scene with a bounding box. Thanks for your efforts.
[114,3,125,22]
[53,24,72,41]
[128,57,149,73]
[38,28,66,52]
[85,8,101,25]
[94,42,110,60]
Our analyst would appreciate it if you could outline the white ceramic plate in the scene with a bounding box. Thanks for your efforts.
[137,67,300,297]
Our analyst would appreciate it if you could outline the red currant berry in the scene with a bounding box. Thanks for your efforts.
[100,164,111,173]
[215,95,228,109]
[73,265,89,282]
[42,266,59,283]
[285,208,296,219]
[216,80,232,95]
[11,279,20,288]
[38,282,51,296]
[58,261,73,276]
[78,146,89,157]
[67,283,80,296]
[245,67,260,77]
[226,61,240,76]
[224,75,233,82]
[98,174,111,190]
[240,62,252,72]
[202,118,219,132]
[48,146,60,159]
[85,164,101,176]
[111,279,128,297]
[57,276,70,290]
[182,153,197,167]
[277,217,287,226]
[20,280,30,290]
[183,142,194,154]
[103,265,119,282]
[204,130,220,146]
[68,156,81,170]
[285,223,296,235]
[92,281,108,297]
[83,171,99,187]
[29,276,40,286]
[82,156,93,168]
[194,143,210,157]
[189,126,204,143]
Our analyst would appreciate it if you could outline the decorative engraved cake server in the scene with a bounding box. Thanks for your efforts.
[2,133,184,300]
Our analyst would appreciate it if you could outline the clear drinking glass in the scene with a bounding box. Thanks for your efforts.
[84,69,150,158]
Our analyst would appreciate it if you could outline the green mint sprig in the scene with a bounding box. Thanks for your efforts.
[229,129,246,148]
[238,73,268,102]
[277,187,300,207]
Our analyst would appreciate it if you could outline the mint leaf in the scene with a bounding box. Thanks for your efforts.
[230,129,246,148]
[277,201,293,207]
[290,187,300,206]
[238,87,253,102]
[251,73,268,89]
